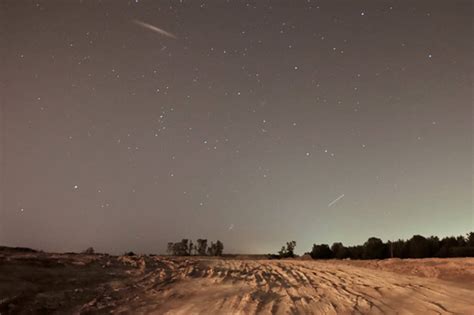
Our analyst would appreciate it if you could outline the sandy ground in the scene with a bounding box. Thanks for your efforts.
[1,249,473,314]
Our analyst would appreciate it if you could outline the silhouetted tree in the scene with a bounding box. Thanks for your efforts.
[196,239,208,256]
[468,233,474,247]
[215,240,224,256]
[167,239,224,256]
[437,236,458,257]
[182,239,189,255]
[168,239,190,256]
[278,246,287,257]
[456,235,467,247]
[406,235,431,258]
[286,241,296,257]
[348,245,364,259]
[277,241,296,258]
[363,237,386,259]
[331,242,349,259]
[206,240,224,256]
[207,242,217,256]
[307,232,473,260]
[427,236,440,257]
[391,239,407,258]
[387,241,394,258]
[310,244,333,259]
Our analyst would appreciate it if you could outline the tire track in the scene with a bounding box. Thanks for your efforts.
[78,257,474,314]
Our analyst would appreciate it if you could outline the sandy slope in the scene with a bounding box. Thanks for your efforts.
[323,257,474,288]
[1,251,473,314]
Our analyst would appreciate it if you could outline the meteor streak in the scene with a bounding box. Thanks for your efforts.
[328,194,345,207]
[133,19,177,39]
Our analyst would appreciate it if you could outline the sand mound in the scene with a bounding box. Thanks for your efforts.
[1,250,473,314]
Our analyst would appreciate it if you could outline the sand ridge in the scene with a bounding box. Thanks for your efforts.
[81,257,474,314]
[1,251,473,314]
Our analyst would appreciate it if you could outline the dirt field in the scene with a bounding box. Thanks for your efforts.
[1,249,473,314]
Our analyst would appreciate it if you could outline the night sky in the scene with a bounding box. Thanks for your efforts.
[1,0,472,254]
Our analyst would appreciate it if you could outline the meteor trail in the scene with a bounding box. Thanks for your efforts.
[328,194,345,207]
[132,19,177,39]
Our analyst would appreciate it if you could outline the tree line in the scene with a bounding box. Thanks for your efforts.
[167,239,224,256]
[270,232,474,259]
[307,232,474,259]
